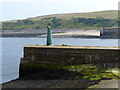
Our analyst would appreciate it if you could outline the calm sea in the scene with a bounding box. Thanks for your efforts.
[1,38,119,83]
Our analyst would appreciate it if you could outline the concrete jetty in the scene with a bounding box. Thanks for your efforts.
[21,45,120,65]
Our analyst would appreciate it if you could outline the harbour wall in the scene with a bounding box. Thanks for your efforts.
[21,46,120,65]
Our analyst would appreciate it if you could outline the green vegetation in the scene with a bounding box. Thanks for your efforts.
[20,63,120,81]
[64,65,120,81]
[2,10,118,30]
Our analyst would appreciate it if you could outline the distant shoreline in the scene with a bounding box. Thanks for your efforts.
[1,28,119,39]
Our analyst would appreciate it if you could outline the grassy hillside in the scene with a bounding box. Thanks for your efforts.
[2,10,118,30]
[28,10,118,20]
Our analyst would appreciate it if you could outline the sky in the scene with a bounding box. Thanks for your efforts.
[0,0,119,21]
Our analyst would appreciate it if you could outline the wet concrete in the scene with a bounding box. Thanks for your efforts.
[89,79,119,88]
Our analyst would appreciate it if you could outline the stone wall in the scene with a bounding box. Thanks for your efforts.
[21,46,120,65]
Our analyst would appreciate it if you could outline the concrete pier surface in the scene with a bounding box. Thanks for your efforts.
[89,79,119,88]
[21,45,120,65]
[24,45,119,49]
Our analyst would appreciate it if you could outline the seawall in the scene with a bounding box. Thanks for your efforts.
[21,45,120,65]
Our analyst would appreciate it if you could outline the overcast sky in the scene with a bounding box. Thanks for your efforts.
[0,0,119,21]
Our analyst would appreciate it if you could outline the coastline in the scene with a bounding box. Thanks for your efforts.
[1,64,100,89]
[2,63,119,89]
[2,62,120,89]
[1,28,119,39]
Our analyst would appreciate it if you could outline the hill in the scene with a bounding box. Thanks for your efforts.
[27,10,118,20]
[2,10,118,30]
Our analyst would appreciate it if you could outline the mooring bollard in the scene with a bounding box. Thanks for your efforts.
[46,23,52,46]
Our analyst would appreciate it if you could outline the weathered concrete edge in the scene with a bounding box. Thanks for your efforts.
[24,45,120,50]
[21,45,119,65]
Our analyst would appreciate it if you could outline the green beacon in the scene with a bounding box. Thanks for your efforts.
[46,23,52,46]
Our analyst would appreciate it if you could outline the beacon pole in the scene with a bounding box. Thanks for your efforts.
[46,23,52,46]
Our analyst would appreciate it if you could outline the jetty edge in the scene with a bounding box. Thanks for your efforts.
[21,45,119,65]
